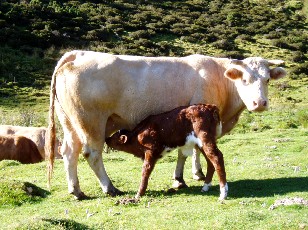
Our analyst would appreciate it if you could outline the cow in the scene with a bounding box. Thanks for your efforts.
[106,104,228,200]
[0,125,62,160]
[46,50,286,199]
[0,135,43,164]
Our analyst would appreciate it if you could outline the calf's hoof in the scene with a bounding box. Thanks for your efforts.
[107,187,124,197]
[219,183,228,201]
[201,182,212,192]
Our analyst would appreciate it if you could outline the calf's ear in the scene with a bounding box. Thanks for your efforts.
[270,67,287,80]
[224,68,243,80]
[120,135,128,144]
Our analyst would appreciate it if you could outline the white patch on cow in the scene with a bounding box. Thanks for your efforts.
[216,121,222,139]
[201,182,212,192]
[219,183,228,200]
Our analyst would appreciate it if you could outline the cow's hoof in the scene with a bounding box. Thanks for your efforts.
[107,187,124,197]
[73,191,89,200]
[172,180,188,189]
[192,171,206,181]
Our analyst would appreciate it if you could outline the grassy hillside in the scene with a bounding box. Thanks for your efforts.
[0,1,307,229]
[0,0,307,112]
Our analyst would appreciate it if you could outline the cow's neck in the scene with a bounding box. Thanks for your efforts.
[220,79,246,136]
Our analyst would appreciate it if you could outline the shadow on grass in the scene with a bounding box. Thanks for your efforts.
[42,218,92,230]
[143,177,308,199]
[228,177,308,198]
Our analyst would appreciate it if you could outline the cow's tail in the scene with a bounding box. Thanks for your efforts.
[46,51,78,190]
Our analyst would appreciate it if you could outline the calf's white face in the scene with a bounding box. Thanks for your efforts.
[224,58,286,112]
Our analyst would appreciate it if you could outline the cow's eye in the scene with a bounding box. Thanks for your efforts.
[266,79,270,84]
[242,79,248,85]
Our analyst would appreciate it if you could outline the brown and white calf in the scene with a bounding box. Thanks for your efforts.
[106,104,228,200]
[0,135,43,164]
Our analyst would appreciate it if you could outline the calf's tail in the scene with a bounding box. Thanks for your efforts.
[46,51,78,189]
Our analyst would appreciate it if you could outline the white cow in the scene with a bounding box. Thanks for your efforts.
[46,51,286,199]
[0,125,62,160]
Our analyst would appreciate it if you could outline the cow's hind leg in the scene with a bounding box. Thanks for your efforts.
[172,149,188,189]
[192,148,206,180]
[61,132,85,200]
[56,104,86,200]
[83,142,123,197]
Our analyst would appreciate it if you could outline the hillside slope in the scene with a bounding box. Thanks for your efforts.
[0,0,307,128]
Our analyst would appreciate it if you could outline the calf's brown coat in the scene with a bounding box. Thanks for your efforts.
[106,104,228,199]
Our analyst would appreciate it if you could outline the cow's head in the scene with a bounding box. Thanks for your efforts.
[224,57,286,112]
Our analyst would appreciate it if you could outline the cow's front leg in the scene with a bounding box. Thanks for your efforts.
[83,143,123,197]
[192,148,206,180]
[136,151,156,198]
[201,142,227,200]
[172,149,188,189]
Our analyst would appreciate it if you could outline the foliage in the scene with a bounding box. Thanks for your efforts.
[0,0,306,106]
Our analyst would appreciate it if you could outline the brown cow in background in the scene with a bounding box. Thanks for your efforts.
[0,135,43,164]
[0,125,62,160]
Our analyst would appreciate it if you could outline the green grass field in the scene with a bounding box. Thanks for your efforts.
[0,127,307,229]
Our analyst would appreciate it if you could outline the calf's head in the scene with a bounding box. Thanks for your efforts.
[224,57,286,112]
[105,129,134,153]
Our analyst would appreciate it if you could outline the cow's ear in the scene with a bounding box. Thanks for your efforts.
[224,68,243,80]
[270,67,287,80]
[120,135,128,144]
[268,60,284,66]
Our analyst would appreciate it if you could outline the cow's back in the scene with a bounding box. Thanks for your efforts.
[55,52,231,137]
[0,135,42,164]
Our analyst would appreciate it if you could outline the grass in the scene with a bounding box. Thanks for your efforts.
[0,128,307,229]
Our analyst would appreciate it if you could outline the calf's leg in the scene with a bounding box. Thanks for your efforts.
[172,149,188,189]
[200,141,227,200]
[201,155,215,192]
[136,151,156,198]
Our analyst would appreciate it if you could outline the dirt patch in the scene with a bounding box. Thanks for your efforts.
[115,197,139,205]
[269,197,308,210]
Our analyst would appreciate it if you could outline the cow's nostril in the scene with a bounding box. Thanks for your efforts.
[263,101,267,107]
[253,101,258,107]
